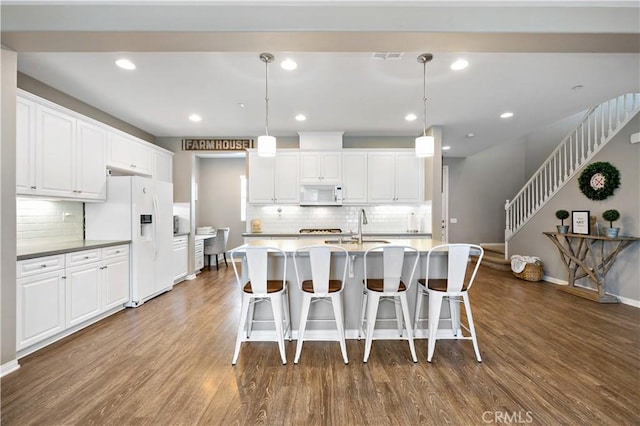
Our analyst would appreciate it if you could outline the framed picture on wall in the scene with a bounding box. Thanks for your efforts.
[572,210,590,235]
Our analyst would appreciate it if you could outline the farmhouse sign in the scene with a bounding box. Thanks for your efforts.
[182,139,254,151]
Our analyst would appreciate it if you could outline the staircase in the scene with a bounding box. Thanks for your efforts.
[479,244,510,271]
[504,93,640,257]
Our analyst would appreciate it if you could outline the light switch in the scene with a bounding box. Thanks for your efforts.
[450,218,458,224]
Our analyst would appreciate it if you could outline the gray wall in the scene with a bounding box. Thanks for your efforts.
[197,157,246,251]
[445,142,527,244]
[17,73,155,143]
[509,115,640,301]
[1,48,18,365]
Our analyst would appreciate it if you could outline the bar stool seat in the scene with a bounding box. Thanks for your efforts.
[293,245,350,365]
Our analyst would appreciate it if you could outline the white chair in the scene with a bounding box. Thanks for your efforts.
[360,245,420,363]
[205,227,230,270]
[230,245,291,365]
[414,243,484,363]
[292,245,349,364]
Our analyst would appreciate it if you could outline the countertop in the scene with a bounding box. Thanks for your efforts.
[242,232,432,238]
[173,232,190,237]
[195,233,217,240]
[17,240,131,261]
[233,237,444,255]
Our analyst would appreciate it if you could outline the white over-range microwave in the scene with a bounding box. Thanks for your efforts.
[300,184,343,206]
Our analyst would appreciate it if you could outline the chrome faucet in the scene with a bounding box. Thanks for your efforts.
[356,208,368,244]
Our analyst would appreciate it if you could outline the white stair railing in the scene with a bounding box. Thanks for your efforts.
[505,93,640,245]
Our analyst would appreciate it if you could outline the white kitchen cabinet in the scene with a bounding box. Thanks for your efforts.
[102,245,130,311]
[16,245,130,353]
[342,151,368,204]
[16,96,37,194]
[17,269,66,351]
[173,235,188,283]
[195,239,204,271]
[35,103,76,198]
[153,149,173,183]
[16,92,107,201]
[75,120,107,200]
[248,151,299,204]
[368,151,423,203]
[299,151,342,184]
[107,131,153,176]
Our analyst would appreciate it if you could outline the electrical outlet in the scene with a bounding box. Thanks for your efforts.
[450,218,458,224]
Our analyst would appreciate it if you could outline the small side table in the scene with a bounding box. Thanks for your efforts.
[542,232,639,303]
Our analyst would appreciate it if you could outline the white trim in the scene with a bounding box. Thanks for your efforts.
[542,276,640,307]
[1,360,20,378]
[185,273,197,280]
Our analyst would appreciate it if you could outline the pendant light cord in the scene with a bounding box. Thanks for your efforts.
[264,58,270,136]
[422,59,427,137]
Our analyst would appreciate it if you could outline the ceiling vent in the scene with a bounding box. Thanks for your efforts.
[372,52,404,60]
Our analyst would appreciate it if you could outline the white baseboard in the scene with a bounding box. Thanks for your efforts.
[1,359,20,377]
[542,276,640,307]
[185,273,197,280]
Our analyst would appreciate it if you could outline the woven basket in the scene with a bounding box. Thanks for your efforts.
[513,261,544,282]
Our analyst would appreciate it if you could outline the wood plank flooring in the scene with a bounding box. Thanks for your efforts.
[1,265,639,425]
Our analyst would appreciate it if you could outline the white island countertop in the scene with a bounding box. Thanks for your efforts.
[233,237,444,254]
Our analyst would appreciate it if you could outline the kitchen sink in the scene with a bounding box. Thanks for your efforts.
[324,239,390,245]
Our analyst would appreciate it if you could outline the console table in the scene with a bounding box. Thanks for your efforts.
[543,232,639,303]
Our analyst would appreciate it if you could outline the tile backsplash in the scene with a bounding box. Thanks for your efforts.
[17,199,84,243]
[247,203,432,234]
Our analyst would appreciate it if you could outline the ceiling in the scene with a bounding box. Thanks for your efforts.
[3,1,639,158]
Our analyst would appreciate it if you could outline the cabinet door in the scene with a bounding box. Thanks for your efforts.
[248,152,276,203]
[108,132,152,176]
[367,153,395,203]
[342,152,367,203]
[76,120,107,200]
[299,153,322,183]
[36,105,75,197]
[153,150,173,182]
[274,153,299,203]
[103,256,130,310]
[16,96,37,194]
[66,263,102,327]
[173,238,188,282]
[320,152,342,183]
[17,271,65,351]
[395,153,424,203]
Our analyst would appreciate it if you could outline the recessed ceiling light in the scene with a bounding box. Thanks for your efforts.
[281,59,297,70]
[465,133,475,138]
[189,114,202,122]
[405,113,417,122]
[442,146,451,151]
[450,59,469,71]
[295,114,306,121]
[238,103,246,108]
[500,112,514,119]
[115,58,136,70]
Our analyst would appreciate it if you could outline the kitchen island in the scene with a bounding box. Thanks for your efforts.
[231,237,457,341]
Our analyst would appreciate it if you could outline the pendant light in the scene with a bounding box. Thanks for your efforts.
[257,53,276,157]
[415,53,434,158]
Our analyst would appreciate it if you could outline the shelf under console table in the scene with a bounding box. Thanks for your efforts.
[542,232,639,303]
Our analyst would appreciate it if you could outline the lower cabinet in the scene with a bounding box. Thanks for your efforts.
[16,245,130,352]
[173,235,188,283]
[195,239,204,272]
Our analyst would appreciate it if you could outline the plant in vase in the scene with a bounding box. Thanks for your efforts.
[555,210,570,233]
[602,209,620,238]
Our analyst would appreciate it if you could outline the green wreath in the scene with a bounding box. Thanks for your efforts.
[578,161,620,200]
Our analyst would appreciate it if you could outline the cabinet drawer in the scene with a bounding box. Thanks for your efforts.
[173,236,188,247]
[17,254,65,278]
[66,249,101,267]
[102,244,129,260]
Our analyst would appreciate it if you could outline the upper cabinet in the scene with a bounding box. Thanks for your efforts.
[107,132,153,176]
[299,151,342,184]
[342,151,367,204]
[248,151,299,204]
[16,93,106,201]
[16,90,173,201]
[367,151,423,203]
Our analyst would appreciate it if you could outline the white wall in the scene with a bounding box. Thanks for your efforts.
[509,115,640,302]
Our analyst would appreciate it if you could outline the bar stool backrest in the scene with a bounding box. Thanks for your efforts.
[427,244,484,292]
[231,246,286,294]
[365,245,419,292]
[293,245,348,293]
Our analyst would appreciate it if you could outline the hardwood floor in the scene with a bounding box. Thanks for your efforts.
[1,265,639,425]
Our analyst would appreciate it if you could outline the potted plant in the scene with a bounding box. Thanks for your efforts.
[602,209,620,238]
[555,210,570,234]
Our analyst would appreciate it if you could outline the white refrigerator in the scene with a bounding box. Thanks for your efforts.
[86,175,174,307]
